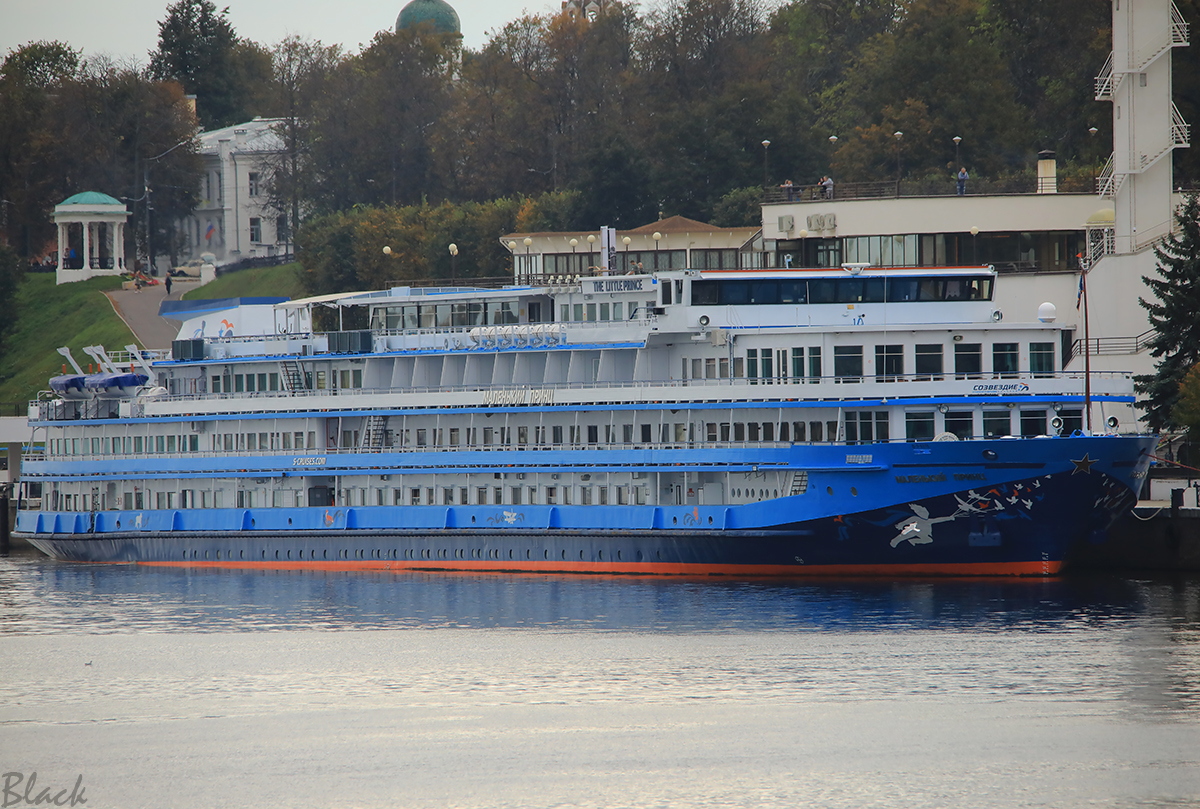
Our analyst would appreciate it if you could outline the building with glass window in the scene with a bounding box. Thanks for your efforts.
[176,118,290,268]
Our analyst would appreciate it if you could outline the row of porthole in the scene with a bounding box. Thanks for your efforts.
[825,486,859,496]
[185,547,664,563]
[733,489,781,499]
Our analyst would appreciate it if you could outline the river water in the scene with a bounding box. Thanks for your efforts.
[1,545,1199,808]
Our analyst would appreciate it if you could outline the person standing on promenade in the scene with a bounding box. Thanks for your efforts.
[957,167,968,196]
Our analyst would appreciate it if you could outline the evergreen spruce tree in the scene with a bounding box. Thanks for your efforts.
[1136,192,1200,431]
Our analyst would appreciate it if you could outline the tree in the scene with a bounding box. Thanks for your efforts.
[262,36,342,252]
[1136,193,1200,432]
[0,41,81,257]
[1171,362,1200,434]
[149,0,270,128]
[822,0,1032,181]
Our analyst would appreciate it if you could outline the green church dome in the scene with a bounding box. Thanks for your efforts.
[396,0,461,35]
[60,191,123,206]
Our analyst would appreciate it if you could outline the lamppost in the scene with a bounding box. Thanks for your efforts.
[970,225,979,264]
[652,231,662,270]
[523,236,532,283]
[448,242,458,281]
[140,138,193,277]
[508,240,517,276]
[761,139,771,188]
[797,228,808,269]
[622,235,632,274]
[953,135,962,168]
[1089,126,1099,190]
[587,233,597,275]
[893,131,903,196]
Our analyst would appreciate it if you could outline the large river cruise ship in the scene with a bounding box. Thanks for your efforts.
[16,264,1155,575]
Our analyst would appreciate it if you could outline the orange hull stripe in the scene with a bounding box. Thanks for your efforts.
[135,559,1062,577]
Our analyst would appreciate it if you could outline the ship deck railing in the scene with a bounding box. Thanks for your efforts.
[28,368,1136,421]
[21,430,1115,468]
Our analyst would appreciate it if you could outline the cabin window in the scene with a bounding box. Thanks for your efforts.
[417,429,427,447]
[915,344,944,380]
[845,412,873,444]
[763,422,775,442]
[954,344,982,379]
[905,412,936,442]
[983,410,1011,438]
[641,424,652,444]
[747,349,758,383]
[552,425,563,445]
[167,436,177,453]
[212,375,221,393]
[792,422,807,442]
[510,487,522,505]
[945,411,974,439]
[1061,408,1083,435]
[993,343,1019,379]
[586,303,597,322]
[734,423,746,442]
[613,302,623,320]
[833,346,863,383]
[1030,342,1055,377]
[875,345,903,382]
[587,425,599,444]
[156,436,166,453]
[518,426,528,445]
[806,348,822,382]
[1020,410,1047,437]
[748,423,760,442]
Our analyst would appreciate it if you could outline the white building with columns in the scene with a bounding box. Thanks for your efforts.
[176,118,290,266]
[52,192,130,285]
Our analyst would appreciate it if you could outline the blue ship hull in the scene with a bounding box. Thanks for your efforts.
[19,435,1155,577]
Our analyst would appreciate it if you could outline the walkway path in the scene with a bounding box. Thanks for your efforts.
[104,278,203,350]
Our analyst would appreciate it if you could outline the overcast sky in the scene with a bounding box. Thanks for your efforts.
[0,0,550,63]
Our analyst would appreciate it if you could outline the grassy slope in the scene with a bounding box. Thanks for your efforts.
[181,262,307,301]
[0,274,135,404]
